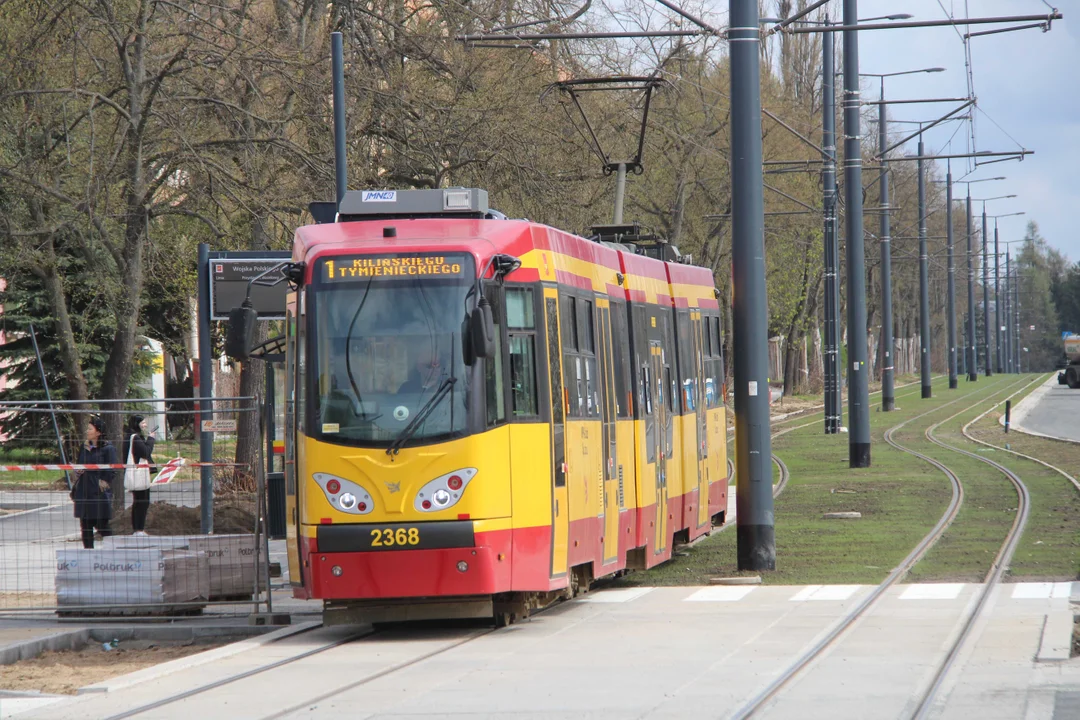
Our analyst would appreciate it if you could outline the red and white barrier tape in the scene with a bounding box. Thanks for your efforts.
[0,461,241,472]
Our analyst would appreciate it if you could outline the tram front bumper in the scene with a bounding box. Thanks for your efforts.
[303,529,511,599]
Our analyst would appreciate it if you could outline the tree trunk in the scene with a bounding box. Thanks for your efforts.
[34,234,90,454]
[233,216,271,484]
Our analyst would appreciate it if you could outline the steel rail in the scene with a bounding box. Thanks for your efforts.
[102,624,498,720]
[728,374,1030,719]
[101,624,366,720]
[260,630,492,720]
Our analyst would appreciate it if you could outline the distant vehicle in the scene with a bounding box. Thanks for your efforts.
[1059,334,1080,388]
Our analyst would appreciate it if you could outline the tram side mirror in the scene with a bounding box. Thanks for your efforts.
[470,301,496,359]
[225,300,258,361]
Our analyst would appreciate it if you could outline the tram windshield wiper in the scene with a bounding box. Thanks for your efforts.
[386,377,457,456]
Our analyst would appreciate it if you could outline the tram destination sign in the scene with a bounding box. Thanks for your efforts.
[208,252,291,320]
[318,253,469,282]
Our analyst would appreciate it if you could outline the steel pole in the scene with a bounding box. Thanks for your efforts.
[613,163,627,224]
[918,136,931,398]
[1013,262,1021,372]
[822,18,839,433]
[878,83,895,410]
[331,32,347,210]
[982,207,991,376]
[197,242,214,534]
[1004,252,1012,372]
[966,192,977,381]
[946,169,957,388]
[729,0,775,570]
[994,225,1003,373]
[960,314,967,376]
[843,0,871,467]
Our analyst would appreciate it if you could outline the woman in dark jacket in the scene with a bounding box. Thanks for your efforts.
[72,416,116,548]
[120,415,156,536]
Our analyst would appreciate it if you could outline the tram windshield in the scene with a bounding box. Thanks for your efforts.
[311,253,474,447]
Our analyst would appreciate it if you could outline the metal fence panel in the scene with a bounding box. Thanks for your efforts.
[0,397,271,617]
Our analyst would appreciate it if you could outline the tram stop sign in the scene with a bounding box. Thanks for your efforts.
[208,252,291,320]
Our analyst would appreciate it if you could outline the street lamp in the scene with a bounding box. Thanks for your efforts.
[859,66,947,406]
[974,195,1018,376]
[860,67,944,79]
[952,178,1006,379]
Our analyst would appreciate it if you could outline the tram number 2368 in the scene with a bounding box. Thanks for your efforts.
[352,522,475,551]
[370,527,420,547]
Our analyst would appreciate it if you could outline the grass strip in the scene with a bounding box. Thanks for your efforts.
[960,386,1080,581]
[617,374,1022,586]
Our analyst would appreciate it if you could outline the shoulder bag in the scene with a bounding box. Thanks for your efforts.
[125,434,152,492]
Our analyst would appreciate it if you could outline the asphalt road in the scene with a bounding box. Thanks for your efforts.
[1019,382,1080,442]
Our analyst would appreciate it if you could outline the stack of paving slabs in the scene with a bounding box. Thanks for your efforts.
[55,548,210,615]
[104,534,264,600]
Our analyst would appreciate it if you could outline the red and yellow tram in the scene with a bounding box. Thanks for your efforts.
[274,188,728,625]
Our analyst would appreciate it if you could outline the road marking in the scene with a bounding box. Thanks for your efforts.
[0,504,59,521]
[899,583,965,600]
[579,587,655,603]
[789,585,822,601]
[685,586,756,602]
[790,585,862,601]
[1010,582,1073,599]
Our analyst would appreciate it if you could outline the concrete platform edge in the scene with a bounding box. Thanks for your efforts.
[0,630,92,666]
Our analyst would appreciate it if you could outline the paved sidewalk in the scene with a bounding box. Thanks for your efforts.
[1008,374,1080,443]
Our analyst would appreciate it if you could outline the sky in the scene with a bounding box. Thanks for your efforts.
[850,0,1079,263]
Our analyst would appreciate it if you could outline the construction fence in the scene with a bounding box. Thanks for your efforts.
[0,397,281,617]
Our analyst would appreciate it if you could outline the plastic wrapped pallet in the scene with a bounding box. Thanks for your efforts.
[187,535,266,600]
[55,549,210,609]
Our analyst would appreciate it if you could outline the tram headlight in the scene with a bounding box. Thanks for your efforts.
[414,468,477,512]
[312,473,373,516]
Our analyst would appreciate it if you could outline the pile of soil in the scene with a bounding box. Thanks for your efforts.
[109,502,256,535]
[0,640,226,695]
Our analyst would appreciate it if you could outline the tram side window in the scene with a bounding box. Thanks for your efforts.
[563,296,578,350]
[703,315,721,409]
[611,300,630,418]
[581,299,598,417]
[546,298,564,424]
[581,300,595,354]
[486,291,506,427]
[507,288,538,418]
[675,310,693,413]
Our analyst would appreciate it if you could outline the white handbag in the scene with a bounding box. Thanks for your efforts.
[125,434,152,492]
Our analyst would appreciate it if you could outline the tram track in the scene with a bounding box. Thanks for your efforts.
[728,374,1039,720]
[960,375,1080,495]
[100,622,496,720]
[908,375,1047,719]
